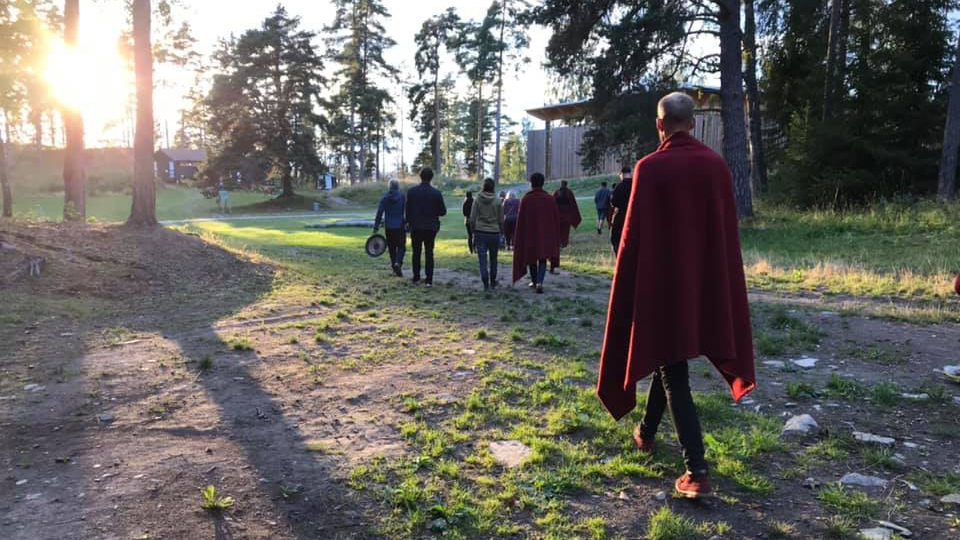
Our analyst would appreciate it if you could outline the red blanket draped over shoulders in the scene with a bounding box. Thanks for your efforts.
[512,188,562,283]
[553,187,582,248]
[597,132,756,420]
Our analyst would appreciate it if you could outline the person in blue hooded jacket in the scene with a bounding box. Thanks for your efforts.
[374,180,407,277]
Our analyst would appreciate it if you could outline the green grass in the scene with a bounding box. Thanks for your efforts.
[816,485,882,521]
[645,507,719,540]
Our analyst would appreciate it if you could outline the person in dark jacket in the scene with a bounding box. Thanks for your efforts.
[503,192,520,250]
[594,182,612,233]
[610,166,633,255]
[463,191,475,254]
[374,180,407,277]
[405,167,447,286]
[469,178,505,290]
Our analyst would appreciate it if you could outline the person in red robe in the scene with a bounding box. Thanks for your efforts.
[596,92,756,500]
[512,172,561,294]
[955,272,960,296]
[553,180,582,248]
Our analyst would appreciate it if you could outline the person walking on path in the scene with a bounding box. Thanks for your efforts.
[594,182,612,233]
[596,92,756,500]
[503,192,520,250]
[512,173,562,294]
[553,180,582,249]
[462,191,475,254]
[374,180,407,277]
[405,167,447,287]
[609,167,633,255]
[469,178,504,290]
[218,183,231,214]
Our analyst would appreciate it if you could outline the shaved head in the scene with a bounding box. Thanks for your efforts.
[656,92,696,141]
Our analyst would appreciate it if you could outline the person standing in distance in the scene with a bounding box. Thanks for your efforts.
[594,182,612,234]
[512,172,562,294]
[405,167,447,287]
[609,166,633,255]
[373,180,407,277]
[597,92,756,499]
[462,191,475,254]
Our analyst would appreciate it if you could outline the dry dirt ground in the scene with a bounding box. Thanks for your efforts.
[1,223,959,540]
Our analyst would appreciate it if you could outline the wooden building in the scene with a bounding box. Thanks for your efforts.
[155,149,206,183]
[525,86,725,181]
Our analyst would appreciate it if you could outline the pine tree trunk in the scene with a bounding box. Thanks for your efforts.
[822,0,843,121]
[127,0,157,226]
[62,0,86,221]
[32,110,42,149]
[1,132,11,218]
[433,67,442,174]
[493,0,506,184]
[743,0,768,193]
[476,81,483,179]
[717,0,753,218]
[938,31,960,202]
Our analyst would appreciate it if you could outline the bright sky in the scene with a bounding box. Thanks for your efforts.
[68,0,554,169]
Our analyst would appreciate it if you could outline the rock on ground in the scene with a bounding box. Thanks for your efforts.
[840,473,889,488]
[853,431,896,446]
[941,493,960,505]
[489,440,532,469]
[782,414,818,434]
[859,528,893,540]
[792,357,819,369]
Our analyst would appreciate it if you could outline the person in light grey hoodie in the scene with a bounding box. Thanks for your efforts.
[469,178,505,290]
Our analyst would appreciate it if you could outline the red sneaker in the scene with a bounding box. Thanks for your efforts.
[632,426,655,454]
[674,472,712,499]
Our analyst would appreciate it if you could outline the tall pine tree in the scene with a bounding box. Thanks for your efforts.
[411,8,460,175]
[325,0,397,183]
[203,6,326,197]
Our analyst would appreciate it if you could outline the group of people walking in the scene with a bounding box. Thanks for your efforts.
[373,91,757,501]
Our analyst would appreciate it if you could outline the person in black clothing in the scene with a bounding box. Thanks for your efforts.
[405,167,447,287]
[463,191,475,254]
[610,166,633,255]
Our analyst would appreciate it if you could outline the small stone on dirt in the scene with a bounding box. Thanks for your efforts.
[23,384,45,392]
[15,479,27,486]
[654,491,667,501]
[489,440,532,468]
[901,393,929,401]
[942,365,960,382]
[840,473,889,488]
[617,491,629,500]
[792,357,819,369]
[876,520,912,537]
[940,493,960,505]
[461,349,476,355]
[762,360,785,369]
[802,477,821,489]
[782,414,818,434]
[97,414,114,424]
[853,432,896,446]
[859,527,893,540]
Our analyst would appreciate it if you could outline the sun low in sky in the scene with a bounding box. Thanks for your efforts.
[43,26,133,142]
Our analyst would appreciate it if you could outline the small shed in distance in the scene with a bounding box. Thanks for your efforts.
[155,149,206,183]
[525,87,725,182]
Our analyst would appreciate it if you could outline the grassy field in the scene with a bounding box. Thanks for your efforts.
[3,206,959,539]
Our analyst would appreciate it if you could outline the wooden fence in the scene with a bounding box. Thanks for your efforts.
[525,111,725,181]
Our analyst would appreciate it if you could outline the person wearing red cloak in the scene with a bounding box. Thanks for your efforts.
[512,172,562,294]
[596,92,756,499]
[955,272,960,296]
[553,180,582,249]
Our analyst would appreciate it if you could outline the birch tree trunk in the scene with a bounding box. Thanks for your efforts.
[493,1,506,184]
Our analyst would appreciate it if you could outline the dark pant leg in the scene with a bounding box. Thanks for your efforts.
[536,259,548,284]
[466,225,474,253]
[386,229,404,267]
[660,361,709,475]
[638,370,668,441]
[528,264,537,284]
[411,231,424,280]
[476,232,491,284]
[488,236,499,283]
[423,230,437,283]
